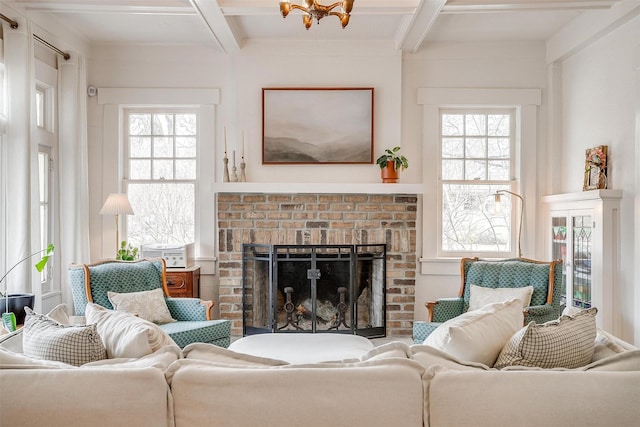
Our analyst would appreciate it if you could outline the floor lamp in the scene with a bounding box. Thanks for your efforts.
[100,193,134,257]
[494,190,524,258]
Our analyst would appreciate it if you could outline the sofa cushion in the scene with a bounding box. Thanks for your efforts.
[22,307,107,366]
[166,358,425,427]
[424,299,523,366]
[423,366,640,427]
[0,341,181,370]
[410,344,493,371]
[85,302,176,358]
[108,288,176,324]
[495,307,597,369]
[183,342,288,366]
[0,367,172,427]
[0,344,74,369]
[359,341,412,362]
[81,345,182,370]
[468,284,533,311]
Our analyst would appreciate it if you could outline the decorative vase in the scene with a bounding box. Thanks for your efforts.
[381,163,399,183]
[0,293,35,326]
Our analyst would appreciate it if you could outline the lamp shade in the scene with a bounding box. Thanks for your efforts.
[99,193,134,216]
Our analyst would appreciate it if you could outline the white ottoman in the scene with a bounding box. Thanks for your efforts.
[228,333,375,364]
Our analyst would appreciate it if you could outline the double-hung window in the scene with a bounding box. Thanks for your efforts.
[124,109,197,247]
[439,109,517,257]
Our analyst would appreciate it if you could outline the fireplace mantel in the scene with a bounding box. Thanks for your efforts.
[214,182,424,194]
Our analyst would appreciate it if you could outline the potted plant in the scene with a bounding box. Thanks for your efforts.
[376,146,409,183]
[0,244,54,331]
[116,241,139,261]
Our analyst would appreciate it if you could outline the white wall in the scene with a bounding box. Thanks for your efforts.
[557,15,640,343]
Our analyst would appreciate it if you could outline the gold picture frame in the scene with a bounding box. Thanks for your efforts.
[583,145,607,190]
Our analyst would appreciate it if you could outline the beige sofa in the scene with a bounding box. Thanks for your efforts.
[2,327,640,427]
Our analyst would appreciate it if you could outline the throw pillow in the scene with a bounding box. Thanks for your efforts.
[85,302,177,359]
[494,307,597,369]
[468,284,534,311]
[46,303,71,325]
[22,307,107,366]
[107,288,176,324]
[423,299,524,366]
[183,342,289,366]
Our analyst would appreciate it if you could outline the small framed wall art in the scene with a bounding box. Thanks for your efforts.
[583,145,608,190]
[262,87,374,164]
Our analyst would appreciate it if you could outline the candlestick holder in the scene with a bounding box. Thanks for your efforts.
[240,161,247,182]
[230,165,238,182]
[222,155,230,182]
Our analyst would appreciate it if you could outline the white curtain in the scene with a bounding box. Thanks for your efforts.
[2,18,41,299]
[57,52,91,308]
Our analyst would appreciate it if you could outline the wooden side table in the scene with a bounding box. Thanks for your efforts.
[166,265,201,298]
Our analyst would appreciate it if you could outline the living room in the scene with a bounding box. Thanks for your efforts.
[1,1,639,345]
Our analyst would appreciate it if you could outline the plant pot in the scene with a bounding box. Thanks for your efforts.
[381,163,399,183]
[0,293,35,326]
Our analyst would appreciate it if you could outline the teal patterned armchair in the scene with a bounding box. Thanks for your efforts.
[413,257,563,344]
[69,259,231,348]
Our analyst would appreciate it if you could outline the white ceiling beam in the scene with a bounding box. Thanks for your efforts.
[397,0,447,53]
[444,0,619,7]
[442,1,619,13]
[10,0,195,14]
[189,0,240,54]
[546,0,640,63]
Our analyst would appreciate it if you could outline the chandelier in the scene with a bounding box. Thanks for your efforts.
[279,1,354,30]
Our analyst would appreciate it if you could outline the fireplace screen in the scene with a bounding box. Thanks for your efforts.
[242,244,386,338]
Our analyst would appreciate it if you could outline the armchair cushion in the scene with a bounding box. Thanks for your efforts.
[108,288,176,324]
[468,284,533,311]
[424,299,524,366]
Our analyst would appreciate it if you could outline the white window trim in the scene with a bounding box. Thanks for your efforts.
[123,107,198,247]
[98,88,219,267]
[439,108,516,258]
[418,87,541,275]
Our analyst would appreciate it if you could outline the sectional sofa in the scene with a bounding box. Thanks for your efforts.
[2,324,639,427]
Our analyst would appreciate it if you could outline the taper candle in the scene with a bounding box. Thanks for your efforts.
[224,127,227,154]
[232,150,236,167]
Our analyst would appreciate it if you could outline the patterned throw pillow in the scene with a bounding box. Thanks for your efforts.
[495,307,597,369]
[22,307,107,366]
[108,288,176,324]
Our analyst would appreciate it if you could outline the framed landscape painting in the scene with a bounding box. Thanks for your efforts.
[262,88,374,164]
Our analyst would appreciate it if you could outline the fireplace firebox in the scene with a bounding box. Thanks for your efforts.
[242,244,386,338]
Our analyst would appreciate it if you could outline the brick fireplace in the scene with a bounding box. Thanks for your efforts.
[216,193,417,337]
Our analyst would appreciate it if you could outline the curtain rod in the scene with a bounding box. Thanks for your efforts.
[0,13,19,29]
[34,34,70,61]
[0,14,70,61]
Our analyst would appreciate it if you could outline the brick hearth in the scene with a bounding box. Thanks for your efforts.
[216,193,417,337]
